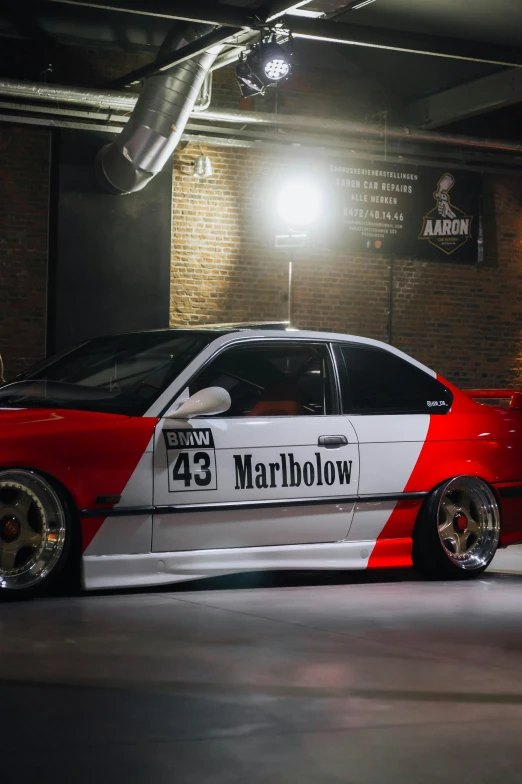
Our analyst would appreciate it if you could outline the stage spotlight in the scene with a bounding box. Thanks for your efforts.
[235,36,292,98]
[235,56,265,98]
[260,40,292,81]
[277,179,323,229]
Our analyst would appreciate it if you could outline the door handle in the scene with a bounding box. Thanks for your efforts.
[318,435,348,448]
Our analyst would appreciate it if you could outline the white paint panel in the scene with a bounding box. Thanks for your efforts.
[154,416,359,505]
[348,415,428,496]
[84,515,153,556]
[85,437,153,556]
[114,435,154,506]
[153,416,359,551]
[348,414,430,445]
[153,502,356,552]
[345,414,428,541]
[346,500,397,542]
[358,442,427,496]
[82,539,377,590]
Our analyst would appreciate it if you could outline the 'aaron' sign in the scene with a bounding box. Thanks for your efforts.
[324,161,482,263]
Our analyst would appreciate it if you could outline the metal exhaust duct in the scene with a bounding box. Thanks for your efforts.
[96,24,222,194]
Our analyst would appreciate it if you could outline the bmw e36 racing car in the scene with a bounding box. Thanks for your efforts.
[1,326,522,597]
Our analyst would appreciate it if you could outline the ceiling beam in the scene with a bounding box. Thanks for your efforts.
[408,68,522,129]
[44,0,256,28]
[286,17,522,68]
[210,31,261,71]
[262,1,313,23]
[42,2,522,72]
[110,27,242,87]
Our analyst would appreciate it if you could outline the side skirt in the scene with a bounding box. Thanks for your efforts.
[82,538,413,591]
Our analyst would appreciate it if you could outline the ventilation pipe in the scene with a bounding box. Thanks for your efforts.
[96,24,222,194]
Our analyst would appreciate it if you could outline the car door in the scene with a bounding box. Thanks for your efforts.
[152,339,359,552]
[333,342,453,543]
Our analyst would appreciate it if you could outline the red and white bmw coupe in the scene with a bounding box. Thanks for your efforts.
[1,326,521,597]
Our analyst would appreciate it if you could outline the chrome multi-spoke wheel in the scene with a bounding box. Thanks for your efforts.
[437,477,500,569]
[0,470,68,593]
[413,476,500,579]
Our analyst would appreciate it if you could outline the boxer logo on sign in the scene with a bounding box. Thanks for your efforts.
[419,173,473,255]
[163,429,218,492]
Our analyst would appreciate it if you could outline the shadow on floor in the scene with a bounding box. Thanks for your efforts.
[83,564,522,598]
[4,566,522,604]
[84,567,427,599]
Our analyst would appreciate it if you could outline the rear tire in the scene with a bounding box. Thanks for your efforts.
[0,469,74,598]
[412,476,500,580]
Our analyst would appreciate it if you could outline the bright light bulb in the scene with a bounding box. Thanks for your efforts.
[264,58,290,80]
[276,180,323,228]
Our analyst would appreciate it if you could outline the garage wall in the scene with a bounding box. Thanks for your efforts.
[2,69,522,388]
[171,143,522,389]
[49,129,172,353]
[0,125,49,377]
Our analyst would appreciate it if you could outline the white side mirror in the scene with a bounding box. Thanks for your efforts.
[165,386,231,419]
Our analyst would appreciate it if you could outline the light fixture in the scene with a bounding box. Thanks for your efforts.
[259,39,292,81]
[277,179,323,229]
[235,34,293,98]
[193,153,213,179]
[235,55,265,98]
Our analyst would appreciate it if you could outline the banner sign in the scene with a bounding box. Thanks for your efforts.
[326,161,482,263]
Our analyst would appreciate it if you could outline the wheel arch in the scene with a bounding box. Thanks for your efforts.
[0,456,87,512]
[0,467,81,593]
[411,473,501,578]
[413,471,502,532]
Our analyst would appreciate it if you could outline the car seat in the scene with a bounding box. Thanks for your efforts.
[248,380,302,416]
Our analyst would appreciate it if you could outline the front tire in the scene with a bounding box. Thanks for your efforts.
[412,476,500,579]
[0,469,72,597]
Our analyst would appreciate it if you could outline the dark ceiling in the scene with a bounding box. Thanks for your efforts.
[333,0,522,47]
[0,0,521,136]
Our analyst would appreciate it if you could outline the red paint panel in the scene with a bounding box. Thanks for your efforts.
[367,537,413,569]
[369,379,522,567]
[367,502,421,568]
[0,408,157,553]
[81,516,110,552]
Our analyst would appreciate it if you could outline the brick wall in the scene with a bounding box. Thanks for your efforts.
[2,83,522,389]
[171,142,522,389]
[210,60,393,119]
[0,125,50,378]
[393,177,522,387]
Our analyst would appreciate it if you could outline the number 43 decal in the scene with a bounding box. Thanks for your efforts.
[164,429,218,492]
[171,451,215,490]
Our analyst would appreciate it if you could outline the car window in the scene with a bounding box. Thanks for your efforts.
[188,342,335,417]
[339,344,453,415]
[0,332,212,416]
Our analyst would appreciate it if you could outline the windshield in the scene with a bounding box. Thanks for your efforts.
[0,331,212,416]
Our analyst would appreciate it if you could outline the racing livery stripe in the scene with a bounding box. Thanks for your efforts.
[366,374,505,568]
[79,491,428,517]
[364,536,413,569]
[367,391,448,568]
[82,433,155,554]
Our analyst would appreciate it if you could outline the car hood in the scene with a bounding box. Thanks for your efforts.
[0,406,131,435]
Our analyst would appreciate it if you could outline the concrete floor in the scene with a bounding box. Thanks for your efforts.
[3,548,522,783]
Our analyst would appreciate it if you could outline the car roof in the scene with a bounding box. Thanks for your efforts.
[115,325,437,380]
[105,325,423,359]
[133,326,440,418]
